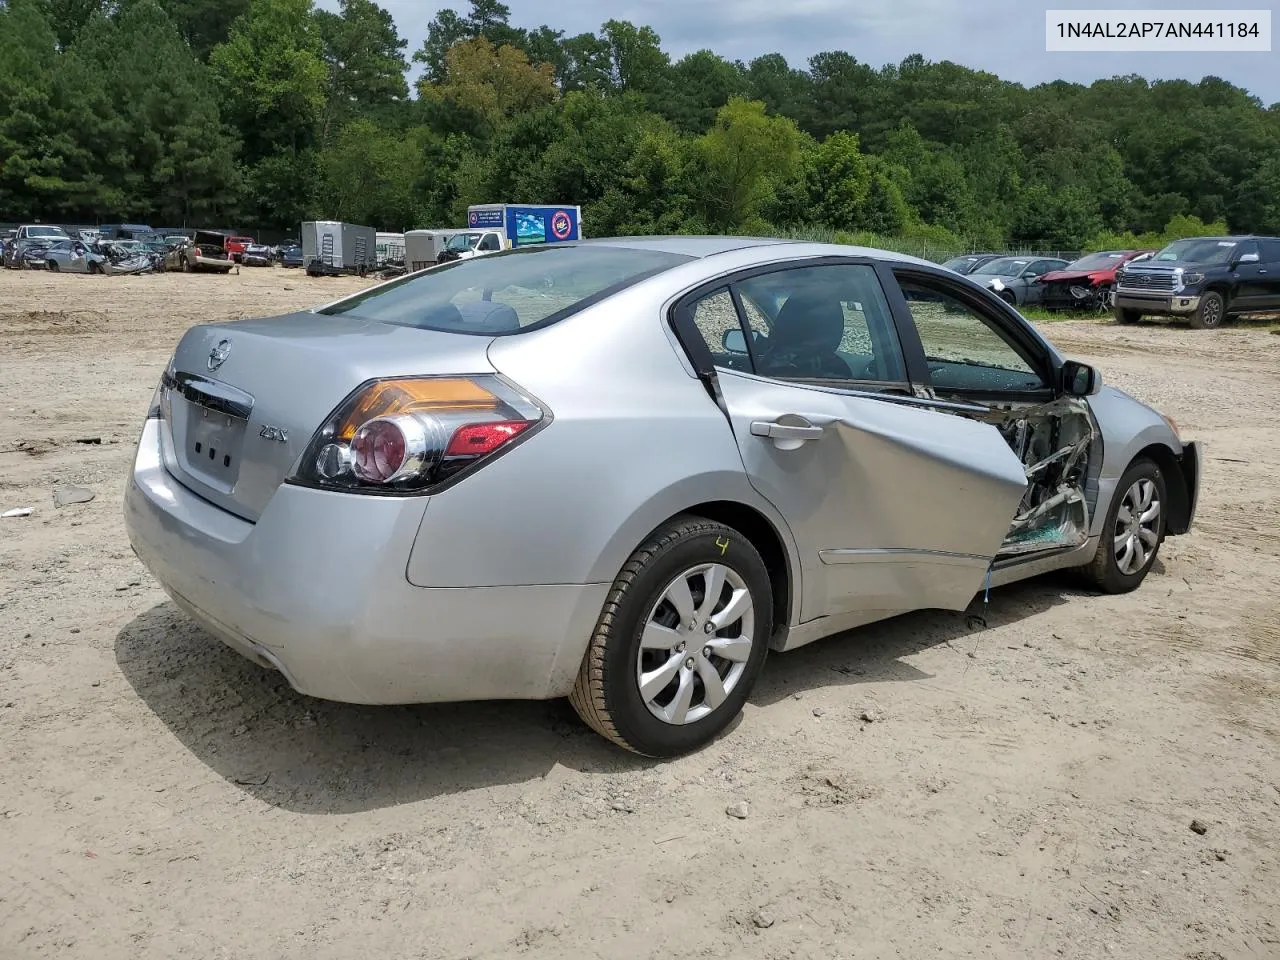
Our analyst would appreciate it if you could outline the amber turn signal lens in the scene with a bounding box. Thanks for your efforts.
[336,378,498,441]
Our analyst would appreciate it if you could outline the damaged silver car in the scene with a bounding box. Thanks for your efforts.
[124,239,1199,758]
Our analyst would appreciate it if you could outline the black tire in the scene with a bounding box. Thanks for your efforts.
[88,261,102,275]
[569,516,773,757]
[999,290,1017,306]
[1114,307,1141,324]
[181,256,192,272]
[46,260,58,272]
[1189,290,1225,329]
[1080,457,1168,594]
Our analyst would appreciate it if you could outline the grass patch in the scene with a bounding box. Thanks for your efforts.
[1020,306,1109,324]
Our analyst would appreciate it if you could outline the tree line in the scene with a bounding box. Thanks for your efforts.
[2,0,1278,253]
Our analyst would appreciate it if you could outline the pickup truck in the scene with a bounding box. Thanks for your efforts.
[434,229,506,263]
[225,235,256,263]
[2,224,70,268]
[1114,235,1280,329]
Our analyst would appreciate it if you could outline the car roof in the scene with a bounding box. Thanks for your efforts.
[569,235,936,267]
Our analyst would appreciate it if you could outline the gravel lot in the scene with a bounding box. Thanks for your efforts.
[2,267,1278,960]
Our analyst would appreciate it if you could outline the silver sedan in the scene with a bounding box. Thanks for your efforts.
[124,238,1200,757]
[43,239,107,274]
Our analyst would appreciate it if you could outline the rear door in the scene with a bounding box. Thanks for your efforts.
[1253,239,1280,311]
[673,259,1028,623]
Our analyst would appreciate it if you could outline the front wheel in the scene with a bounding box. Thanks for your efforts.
[46,260,58,272]
[998,290,1017,306]
[570,517,773,757]
[1080,458,1167,593]
[1189,290,1225,329]
[1114,307,1141,324]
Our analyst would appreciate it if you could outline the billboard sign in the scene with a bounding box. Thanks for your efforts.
[504,206,580,246]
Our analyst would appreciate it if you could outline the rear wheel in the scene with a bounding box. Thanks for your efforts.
[1080,458,1167,593]
[88,261,102,275]
[1114,307,1142,324]
[570,517,773,757]
[1189,290,1225,329]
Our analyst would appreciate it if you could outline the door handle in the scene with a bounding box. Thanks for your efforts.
[749,419,825,441]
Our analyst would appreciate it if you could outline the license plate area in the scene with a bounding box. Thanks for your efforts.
[182,406,247,487]
[163,372,254,492]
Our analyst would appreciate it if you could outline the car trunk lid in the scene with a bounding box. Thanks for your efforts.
[159,311,495,522]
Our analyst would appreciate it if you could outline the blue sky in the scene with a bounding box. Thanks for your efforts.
[320,0,1279,104]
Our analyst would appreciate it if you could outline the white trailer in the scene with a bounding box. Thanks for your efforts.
[405,228,459,271]
[301,220,377,275]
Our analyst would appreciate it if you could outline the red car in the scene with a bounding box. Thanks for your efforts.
[225,235,256,263]
[1037,250,1155,311]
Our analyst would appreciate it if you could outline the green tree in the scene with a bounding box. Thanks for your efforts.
[315,117,417,228]
[417,37,557,139]
[662,50,745,134]
[69,0,242,223]
[688,97,802,231]
[807,131,872,230]
[157,0,250,60]
[210,0,325,226]
[599,19,669,98]
[0,0,115,218]
[315,0,408,142]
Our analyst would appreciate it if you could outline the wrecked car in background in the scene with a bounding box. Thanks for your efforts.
[93,240,155,275]
[124,237,1198,758]
[241,243,273,267]
[940,253,1003,275]
[1038,250,1154,312]
[968,255,1070,306]
[278,243,304,268]
[3,224,71,269]
[165,231,235,274]
[42,238,107,273]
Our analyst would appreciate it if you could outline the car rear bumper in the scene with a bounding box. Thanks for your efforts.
[1115,291,1200,315]
[190,255,232,270]
[123,418,606,704]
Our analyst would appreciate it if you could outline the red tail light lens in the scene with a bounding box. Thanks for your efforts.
[289,375,545,494]
[444,421,530,458]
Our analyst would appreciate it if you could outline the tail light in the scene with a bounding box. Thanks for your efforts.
[288,375,545,494]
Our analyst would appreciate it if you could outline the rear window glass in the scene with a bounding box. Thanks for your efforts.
[319,245,693,335]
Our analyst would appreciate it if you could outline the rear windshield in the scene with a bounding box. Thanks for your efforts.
[319,245,693,334]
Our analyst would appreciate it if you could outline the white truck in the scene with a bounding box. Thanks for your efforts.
[435,204,583,263]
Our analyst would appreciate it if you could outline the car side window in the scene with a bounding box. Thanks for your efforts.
[479,234,500,252]
[1259,239,1280,263]
[896,278,1048,393]
[687,288,754,372]
[733,263,907,384]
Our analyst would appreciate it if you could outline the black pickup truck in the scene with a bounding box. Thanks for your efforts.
[1113,235,1280,329]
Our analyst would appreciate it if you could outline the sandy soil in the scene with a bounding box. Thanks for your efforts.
[1,267,1278,960]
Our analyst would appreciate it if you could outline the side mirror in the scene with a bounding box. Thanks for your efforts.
[1061,359,1101,397]
[1235,252,1260,265]
[722,328,749,353]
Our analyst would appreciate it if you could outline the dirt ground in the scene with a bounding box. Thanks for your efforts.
[1,266,1278,960]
